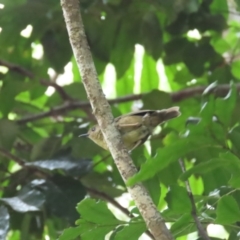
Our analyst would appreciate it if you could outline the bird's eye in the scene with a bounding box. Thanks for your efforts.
[91,127,96,131]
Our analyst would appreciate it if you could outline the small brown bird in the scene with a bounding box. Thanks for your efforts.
[80,107,181,151]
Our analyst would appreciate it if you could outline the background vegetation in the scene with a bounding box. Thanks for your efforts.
[0,0,240,239]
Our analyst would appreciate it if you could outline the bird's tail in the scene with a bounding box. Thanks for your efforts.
[158,106,181,121]
[143,107,181,129]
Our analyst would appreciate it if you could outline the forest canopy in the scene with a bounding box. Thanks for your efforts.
[0,0,240,239]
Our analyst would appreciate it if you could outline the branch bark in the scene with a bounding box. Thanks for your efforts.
[60,0,173,239]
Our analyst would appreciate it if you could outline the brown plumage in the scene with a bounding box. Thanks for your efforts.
[81,107,181,151]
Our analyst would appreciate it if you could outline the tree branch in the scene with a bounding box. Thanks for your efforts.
[0,147,26,166]
[178,159,210,240]
[0,59,34,78]
[16,83,240,124]
[61,0,173,239]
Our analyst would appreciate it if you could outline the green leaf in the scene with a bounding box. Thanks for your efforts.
[215,195,240,224]
[200,96,215,123]
[46,82,87,107]
[229,125,240,154]
[211,35,230,55]
[29,83,46,100]
[80,222,113,240]
[210,0,229,19]
[128,139,188,185]
[76,199,122,225]
[142,90,172,110]
[229,230,240,240]
[165,185,191,214]
[0,119,19,149]
[144,176,160,206]
[41,29,72,73]
[0,78,29,116]
[73,199,123,240]
[231,60,240,80]
[19,126,43,144]
[115,57,135,113]
[110,20,136,78]
[64,82,88,101]
[181,152,240,180]
[180,159,222,181]
[83,11,117,64]
[208,65,234,84]
[113,221,146,240]
[140,11,163,60]
[81,172,125,198]
[140,53,159,92]
[215,84,237,126]
[229,175,240,188]
[173,66,193,85]
[128,137,214,185]
[183,39,220,77]
[164,38,189,65]
[59,226,81,240]
[170,213,194,238]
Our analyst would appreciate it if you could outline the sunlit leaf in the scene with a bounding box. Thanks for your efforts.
[140,53,159,92]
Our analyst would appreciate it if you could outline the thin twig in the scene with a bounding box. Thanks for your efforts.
[0,59,73,101]
[0,147,26,166]
[40,80,73,101]
[86,187,133,217]
[178,159,210,240]
[0,147,49,178]
[92,154,111,169]
[0,59,34,78]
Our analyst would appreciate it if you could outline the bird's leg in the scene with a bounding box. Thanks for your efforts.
[128,134,150,152]
[128,140,142,153]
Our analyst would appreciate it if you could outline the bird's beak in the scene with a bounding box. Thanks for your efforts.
[79,133,89,137]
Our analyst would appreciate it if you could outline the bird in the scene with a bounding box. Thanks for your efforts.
[80,107,181,152]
